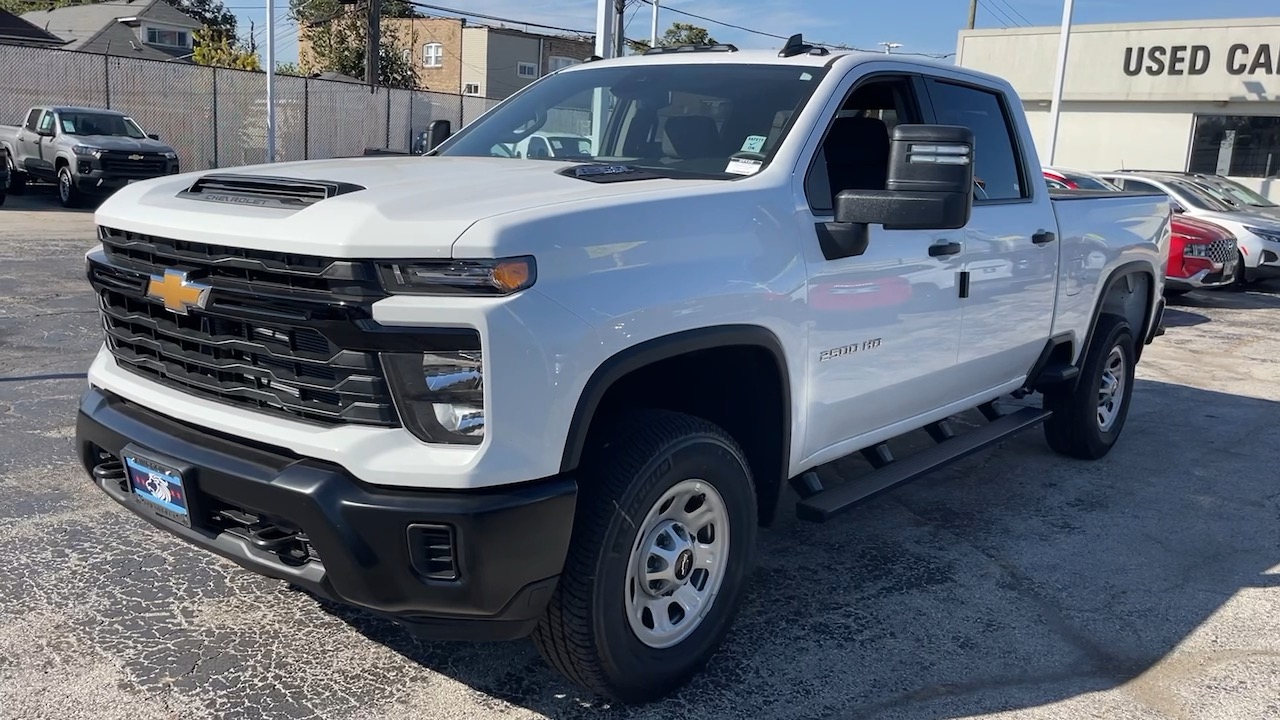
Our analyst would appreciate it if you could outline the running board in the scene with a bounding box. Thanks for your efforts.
[795,406,1053,523]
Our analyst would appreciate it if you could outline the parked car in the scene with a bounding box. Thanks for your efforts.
[77,38,1170,701]
[1164,215,1239,295]
[0,145,7,206]
[1043,166,1121,191]
[514,132,594,159]
[1098,171,1280,286]
[0,106,180,208]
[1111,169,1280,220]
[1044,169,1237,294]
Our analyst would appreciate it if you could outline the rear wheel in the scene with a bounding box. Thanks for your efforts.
[1043,313,1135,460]
[532,410,757,702]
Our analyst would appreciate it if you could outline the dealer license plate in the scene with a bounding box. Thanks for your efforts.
[124,452,192,527]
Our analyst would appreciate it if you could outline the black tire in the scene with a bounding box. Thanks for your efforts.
[532,410,757,702]
[4,155,23,194]
[1042,313,1136,460]
[1231,253,1248,290]
[57,165,80,208]
[1163,288,1190,298]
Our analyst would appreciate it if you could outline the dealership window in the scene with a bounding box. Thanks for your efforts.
[924,79,1026,201]
[549,56,579,72]
[423,43,444,68]
[517,61,538,78]
[1189,115,1280,178]
[146,27,190,48]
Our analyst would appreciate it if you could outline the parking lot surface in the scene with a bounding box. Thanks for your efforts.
[2,192,1279,720]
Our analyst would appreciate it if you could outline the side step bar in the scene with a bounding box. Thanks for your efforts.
[795,406,1052,523]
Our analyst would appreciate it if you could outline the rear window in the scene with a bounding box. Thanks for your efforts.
[1060,171,1117,191]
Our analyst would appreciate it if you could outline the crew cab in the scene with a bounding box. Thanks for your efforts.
[0,106,180,208]
[75,36,1169,702]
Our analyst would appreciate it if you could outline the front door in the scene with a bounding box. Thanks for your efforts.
[924,77,1058,391]
[797,72,966,463]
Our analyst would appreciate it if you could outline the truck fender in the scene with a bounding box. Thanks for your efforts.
[1077,260,1158,370]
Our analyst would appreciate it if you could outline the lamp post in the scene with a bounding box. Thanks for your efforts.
[1045,0,1076,165]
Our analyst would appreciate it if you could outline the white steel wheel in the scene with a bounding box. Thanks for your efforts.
[624,478,730,649]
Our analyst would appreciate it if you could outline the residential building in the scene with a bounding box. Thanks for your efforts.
[301,16,595,99]
[957,16,1280,199]
[21,0,201,62]
[0,8,65,47]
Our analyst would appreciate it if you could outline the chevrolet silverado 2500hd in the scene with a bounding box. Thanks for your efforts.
[76,36,1170,702]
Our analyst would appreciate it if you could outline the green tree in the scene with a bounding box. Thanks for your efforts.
[291,0,418,88]
[275,62,305,76]
[626,22,717,53]
[192,26,259,70]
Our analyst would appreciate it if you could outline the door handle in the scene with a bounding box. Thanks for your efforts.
[1032,230,1056,245]
[928,241,962,257]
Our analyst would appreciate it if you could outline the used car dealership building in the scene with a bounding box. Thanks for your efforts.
[957,17,1280,199]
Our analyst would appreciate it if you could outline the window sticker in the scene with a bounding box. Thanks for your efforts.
[725,158,763,176]
[740,135,767,153]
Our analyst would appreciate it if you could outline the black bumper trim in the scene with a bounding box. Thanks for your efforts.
[77,387,576,641]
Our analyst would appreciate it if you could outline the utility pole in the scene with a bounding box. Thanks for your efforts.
[650,0,659,48]
[266,0,275,161]
[1045,0,1075,165]
[613,0,626,56]
[366,0,382,86]
[967,0,977,29]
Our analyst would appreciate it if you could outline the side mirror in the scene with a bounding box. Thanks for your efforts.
[425,119,451,152]
[834,124,975,231]
[1172,203,1185,214]
[147,133,160,141]
[36,127,54,138]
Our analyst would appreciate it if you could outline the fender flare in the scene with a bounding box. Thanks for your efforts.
[1078,260,1158,369]
[559,324,793,477]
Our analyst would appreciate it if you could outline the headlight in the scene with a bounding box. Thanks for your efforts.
[163,151,177,159]
[1244,226,1280,243]
[1183,243,1211,258]
[378,257,536,295]
[383,339,485,445]
[72,145,101,157]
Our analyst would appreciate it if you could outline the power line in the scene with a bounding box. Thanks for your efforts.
[400,1,594,36]
[989,0,1033,27]
[978,0,1020,28]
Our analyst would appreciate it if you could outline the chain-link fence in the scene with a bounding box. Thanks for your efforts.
[0,44,501,171]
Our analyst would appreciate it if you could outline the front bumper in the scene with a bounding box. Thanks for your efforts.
[77,387,576,641]
[1164,267,1233,291]
[75,166,178,193]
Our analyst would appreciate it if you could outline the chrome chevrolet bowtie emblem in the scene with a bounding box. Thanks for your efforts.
[128,154,143,160]
[146,269,211,314]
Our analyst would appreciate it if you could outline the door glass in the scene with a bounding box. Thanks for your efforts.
[926,80,1025,202]
[37,112,54,134]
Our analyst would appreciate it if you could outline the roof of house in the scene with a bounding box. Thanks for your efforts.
[21,0,200,60]
[0,7,65,46]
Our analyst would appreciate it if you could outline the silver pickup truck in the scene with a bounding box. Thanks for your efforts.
[0,105,180,207]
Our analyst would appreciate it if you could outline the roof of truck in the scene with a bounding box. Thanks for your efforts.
[569,48,956,71]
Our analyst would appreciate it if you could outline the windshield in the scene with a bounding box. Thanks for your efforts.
[1168,179,1235,212]
[60,112,146,139]
[1060,170,1119,191]
[1211,177,1277,208]
[437,63,830,178]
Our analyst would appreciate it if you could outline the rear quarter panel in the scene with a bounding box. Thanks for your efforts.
[1050,192,1170,362]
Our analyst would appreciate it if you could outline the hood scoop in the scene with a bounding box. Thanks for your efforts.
[177,173,365,209]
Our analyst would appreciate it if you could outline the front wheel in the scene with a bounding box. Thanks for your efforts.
[4,155,23,194]
[1232,252,1249,290]
[57,166,81,208]
[532,410,757,702]
[1042,313,1136,459]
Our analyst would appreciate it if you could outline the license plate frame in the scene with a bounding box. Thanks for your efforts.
[122,446,195,528]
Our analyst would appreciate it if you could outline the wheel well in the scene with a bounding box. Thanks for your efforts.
[1096,269,1153,360]
[55,156,69,170]
[571,343,789,527]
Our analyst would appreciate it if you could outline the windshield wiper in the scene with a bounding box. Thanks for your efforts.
[556,163,728,183]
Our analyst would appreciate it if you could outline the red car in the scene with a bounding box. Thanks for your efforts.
[1043,168,1237,295]
[1165,215,1238,295]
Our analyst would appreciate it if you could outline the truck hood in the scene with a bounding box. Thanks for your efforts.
[71,135,175,153]
[95,156,719,258]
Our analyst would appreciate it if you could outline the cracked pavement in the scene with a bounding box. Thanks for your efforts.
[2,191,1279,719]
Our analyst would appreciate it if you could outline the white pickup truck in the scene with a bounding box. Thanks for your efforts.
[77,36,1169,702]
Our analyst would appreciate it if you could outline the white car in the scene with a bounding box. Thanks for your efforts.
[1099,171,1280,285]
[80,38,1168,702]
[514,132,593,159]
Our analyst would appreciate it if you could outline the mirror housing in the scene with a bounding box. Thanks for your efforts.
[147,133,160,141]
[426,119,451,152]
[36,127,54,138]
[834,124,976,231]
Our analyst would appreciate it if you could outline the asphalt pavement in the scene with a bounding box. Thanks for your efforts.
[2,190,1279,720]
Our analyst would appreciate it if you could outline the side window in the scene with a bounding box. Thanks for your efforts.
[24,109,41,131]
[805,77,922,213]
[37,112,55,134]
[925,79,1025,202]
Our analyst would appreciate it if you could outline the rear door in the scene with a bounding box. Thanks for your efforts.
[922,77,1059,392]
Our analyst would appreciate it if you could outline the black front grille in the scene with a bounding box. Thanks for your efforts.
[89,230,399,427]
[101,153,167,176]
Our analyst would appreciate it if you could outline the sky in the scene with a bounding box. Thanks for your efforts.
[227,0,1280,68]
